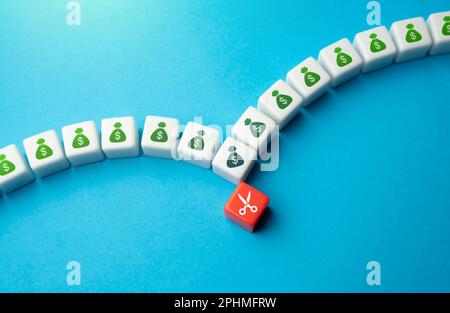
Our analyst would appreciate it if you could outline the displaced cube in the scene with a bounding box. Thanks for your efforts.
[224,182,269,232]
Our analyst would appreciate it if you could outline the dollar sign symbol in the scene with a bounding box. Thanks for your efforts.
[157,130,163,141]
[2,163,10,172]
[280,97,287,105]
[374,41,380,50]
[340,54,347,64]
[40,147,47,157]
[115,132,121,141]
[194,138,201,148]
[307,74,315,83]
[77,137,84,146]
[232,155,238,165]
[410,32,416,41]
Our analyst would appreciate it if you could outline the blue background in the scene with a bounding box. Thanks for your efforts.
[0,0,449,292]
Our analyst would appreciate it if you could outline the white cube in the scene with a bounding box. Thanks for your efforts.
[286,57,331,106]
[62,121,104,166]
[257,80,303,129]
[0,145,34,193]
[353,26,397,73]
[177,122,221,169]
[23,130,70,178]
[231,106,275,156]
[318,38,363,87]
[101,116,139,159]
[141,116,179,159]
[390,17,432,63]
[427,11,450,55]
[212,137,257,185]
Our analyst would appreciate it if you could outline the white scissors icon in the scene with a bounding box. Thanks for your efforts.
[238,191,258,216]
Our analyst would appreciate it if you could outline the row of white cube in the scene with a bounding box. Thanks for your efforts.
[0,112,268,193]
[256,12,450,130]
[1,13,449,193]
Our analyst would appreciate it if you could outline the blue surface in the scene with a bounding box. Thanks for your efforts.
[0,0,450,292]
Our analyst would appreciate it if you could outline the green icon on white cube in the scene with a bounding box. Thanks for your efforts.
[353,26,397,73]
[177,122,221,169]
[257,80,303,129]
[390,17,432,63]
[101,116,139,159]
[0,145,34,194]
[318,38,363,87]
[23,130,70,178]
[141,116,180,159]
[231,106,275,157]
[427,11,450,55]
[286,57,331,107]
[212,137,257,185]
[62,121,104,166]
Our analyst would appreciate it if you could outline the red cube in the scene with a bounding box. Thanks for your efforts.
[224,182,269,232]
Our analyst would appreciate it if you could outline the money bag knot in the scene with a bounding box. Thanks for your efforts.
[37,138,45,145]
[370,33,377,39]
[301,67,308,74]
[445,16,450,22]
[75,128,83,134]
[272,90,279,97]
[158,122,166,128]
[114,122,122,129]
[334,47,342,54]
[244,118,252,126]
[228,146,236,153]
[197,130,205,136]
[406,23,414,30]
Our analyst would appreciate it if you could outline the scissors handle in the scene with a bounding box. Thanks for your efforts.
[239,205,258,216]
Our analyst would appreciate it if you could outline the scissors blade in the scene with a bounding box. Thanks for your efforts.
[246,191,251,203]
[238,193,248,206]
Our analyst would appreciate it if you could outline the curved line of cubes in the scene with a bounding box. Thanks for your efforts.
[1,12,449,231]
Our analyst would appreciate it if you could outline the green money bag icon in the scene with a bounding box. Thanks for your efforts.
[109,122,127,143]
[245,118,266,138]
[405,23,422,43]
[35,138,53,160]
[301,67,321,87]
[0,154,16,176]
[188,130,205,151]
[369,33,386,53]
[226,146,244,168]
[442,16,450,36]
[334,47,353,67]
[151,122,169,143]
[72,128,90,149]
[272,90,292,110]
